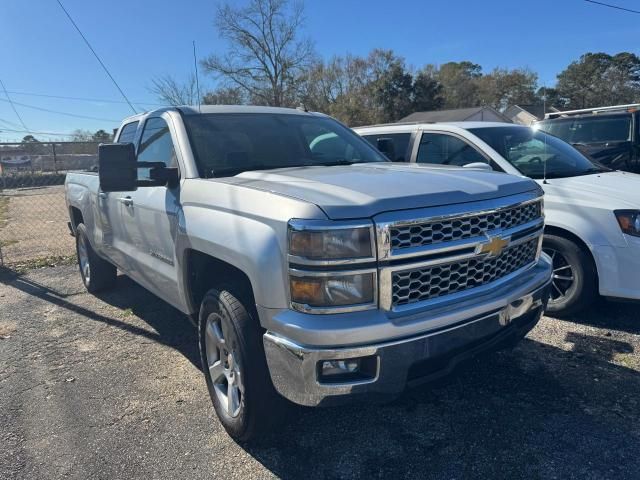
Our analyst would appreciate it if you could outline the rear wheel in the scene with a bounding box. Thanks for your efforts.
[75,223,116,293]
[198,286,284,442]
[542,234,597,316]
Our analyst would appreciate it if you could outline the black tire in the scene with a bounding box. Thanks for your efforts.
[543,234,597,317]
[198,286,284,442]
[75,223,117,293]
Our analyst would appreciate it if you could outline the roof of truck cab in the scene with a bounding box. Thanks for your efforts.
[120,105,321,124]
[354,121,525,134]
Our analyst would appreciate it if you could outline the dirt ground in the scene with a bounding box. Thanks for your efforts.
[1,264,639,479]
[0,185,74,266]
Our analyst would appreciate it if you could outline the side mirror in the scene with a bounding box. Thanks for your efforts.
[462,162,493,171]
[98,143,180,192]
[377,138,396,161]
[99,143,137,192]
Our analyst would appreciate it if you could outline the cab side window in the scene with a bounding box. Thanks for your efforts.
[137,117,177,181]
[117,121,138,144]
[417,133,488,166]
[362,133,411,161]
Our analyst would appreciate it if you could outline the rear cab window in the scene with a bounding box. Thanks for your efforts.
[362,133,412,161]
[117,121,139,144]
[538,114,632,144]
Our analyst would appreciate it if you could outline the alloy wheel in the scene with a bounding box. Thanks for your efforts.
[204,313,243,418]
[78,235,91,285]
[544,247,575,304]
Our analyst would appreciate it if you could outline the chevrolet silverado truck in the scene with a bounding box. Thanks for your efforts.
[65,106,551,441]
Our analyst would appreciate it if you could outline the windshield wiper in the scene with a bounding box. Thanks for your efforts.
[212,163,299,177]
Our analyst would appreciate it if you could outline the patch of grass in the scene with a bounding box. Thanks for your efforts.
[0,196,9,230]
[0,239,18,248]
[6,254,77,273]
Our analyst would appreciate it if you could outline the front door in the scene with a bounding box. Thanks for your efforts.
[119,116,182,307]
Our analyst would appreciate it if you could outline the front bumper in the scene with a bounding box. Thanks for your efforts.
[263,276,551,407]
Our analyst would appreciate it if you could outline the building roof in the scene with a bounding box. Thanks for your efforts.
[399,106,511,123]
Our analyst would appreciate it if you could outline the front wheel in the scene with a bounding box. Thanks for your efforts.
[542,234,597,317]
[198,286,284,441]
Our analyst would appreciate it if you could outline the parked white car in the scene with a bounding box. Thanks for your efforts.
[354,122,640,316]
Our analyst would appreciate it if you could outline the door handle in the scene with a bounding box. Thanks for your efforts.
[98,192,107,199]
[118,196,133,207]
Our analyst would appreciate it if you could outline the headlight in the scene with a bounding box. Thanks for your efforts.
[288,221,374,261]
[288,220,377,312]
[290,270,376,311]
[615,210,640,237]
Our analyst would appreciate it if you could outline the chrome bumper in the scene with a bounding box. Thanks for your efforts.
[263,277,550,407]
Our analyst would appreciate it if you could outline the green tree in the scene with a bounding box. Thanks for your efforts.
[433,61,482,109]
[202,86,247,105]
[477,68,538,110]
[92,129,113,143]
[556,52,640,109]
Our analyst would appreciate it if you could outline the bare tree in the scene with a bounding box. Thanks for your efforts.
[202,86,247,105]
[201,0,314,107]
[150,74,199,106]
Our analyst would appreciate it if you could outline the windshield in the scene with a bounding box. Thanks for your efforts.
[184,113,387,178]
[537,115,632,144]
[469,126,610,179]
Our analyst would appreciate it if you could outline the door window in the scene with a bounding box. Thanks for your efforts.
[417,133,488,166]
[137,117,177,181]
[117,121,138,143]
[362,133,411,161]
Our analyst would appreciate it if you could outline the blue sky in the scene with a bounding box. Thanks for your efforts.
[0,0,636,141]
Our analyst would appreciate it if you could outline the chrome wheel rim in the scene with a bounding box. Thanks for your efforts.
[204,313,242,418]
[543,247,575,304]
[78,235,90,285]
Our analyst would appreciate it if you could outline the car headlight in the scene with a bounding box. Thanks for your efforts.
[615,210,640,237]
[288,221,374,261]
[288,220,377,312]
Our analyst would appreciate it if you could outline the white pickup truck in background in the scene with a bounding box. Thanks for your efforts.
[356,122,640,316]
[65,106,551,441]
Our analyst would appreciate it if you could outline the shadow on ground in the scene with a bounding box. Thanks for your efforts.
[2,267,638,479]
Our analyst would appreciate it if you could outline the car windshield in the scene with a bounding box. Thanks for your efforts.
[468,126,611,179]
[537,114,632,144]
[183,113,387,178]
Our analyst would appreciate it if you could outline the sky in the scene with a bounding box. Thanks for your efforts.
[0,0,637,141]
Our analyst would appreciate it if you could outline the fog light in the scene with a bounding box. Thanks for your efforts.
[321,359,360,376]
[317,356,378,384]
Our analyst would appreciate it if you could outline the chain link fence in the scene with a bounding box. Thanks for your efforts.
[0,142,99,269]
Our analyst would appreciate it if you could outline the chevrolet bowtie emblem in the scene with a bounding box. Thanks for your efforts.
[479,236,509,257]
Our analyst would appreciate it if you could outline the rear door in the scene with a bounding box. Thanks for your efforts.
[118,115,183,306]
[361,132,415,162]
[97,120,139,267]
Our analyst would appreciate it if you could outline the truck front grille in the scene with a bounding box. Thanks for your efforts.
[391,238,538,308]
[390,201,541,250]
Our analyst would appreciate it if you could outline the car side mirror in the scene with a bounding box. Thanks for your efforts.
[377,138,396,161]
[462,162,493,171]
[98,143,179,192]
[99,143,137,192]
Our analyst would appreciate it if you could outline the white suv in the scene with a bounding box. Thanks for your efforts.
[354,122,640,316]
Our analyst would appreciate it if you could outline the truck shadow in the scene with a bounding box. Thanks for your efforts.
[244,331,639,479]
[2,267,638,478]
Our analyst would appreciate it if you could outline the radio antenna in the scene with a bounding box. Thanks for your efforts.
[192,40,202,113]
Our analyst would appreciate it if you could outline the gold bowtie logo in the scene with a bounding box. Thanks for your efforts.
[479,236,509,257]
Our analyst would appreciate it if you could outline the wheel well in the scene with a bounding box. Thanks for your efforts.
[69,207,83,230]
[185,250,256,315]
[544,226,599,279]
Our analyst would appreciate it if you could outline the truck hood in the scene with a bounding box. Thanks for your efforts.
[539,170,640,209]
[221,163,539,219]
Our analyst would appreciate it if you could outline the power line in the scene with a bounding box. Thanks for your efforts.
[584,0,640,14]
[55,0,138,114]
[0,78,30,132]
[4,89,166,107]
[0,97,119,122]
[0,127,77,137]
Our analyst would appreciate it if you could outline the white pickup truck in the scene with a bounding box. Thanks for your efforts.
[65,106,551,440]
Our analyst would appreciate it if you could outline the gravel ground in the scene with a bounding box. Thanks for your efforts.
[1,264,639,479]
